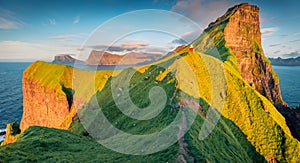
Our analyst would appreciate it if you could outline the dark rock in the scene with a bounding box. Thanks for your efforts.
[52,54,84,64]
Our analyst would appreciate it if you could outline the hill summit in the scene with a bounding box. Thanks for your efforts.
[195,3,284,105]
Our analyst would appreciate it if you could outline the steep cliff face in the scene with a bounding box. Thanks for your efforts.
[197,3,284,105]
[21,78,72,131]
[224,3,283,105]
[20,62,74,132]
[18,61,112,133]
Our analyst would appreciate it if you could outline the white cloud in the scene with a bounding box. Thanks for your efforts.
[73,16,80,24]
[171,0,235,28]
[49,18,56,25]
[122,42,149,49]
[261,27,279,36]
[0,33,89,60]
[49,33,88,40]
[0,40,80,61]
[293,32,300,36]
[0,17,22,29]
[87,42,149,52]
[0,8,24,29]
[171,28,202,45]
[282,51,300,58]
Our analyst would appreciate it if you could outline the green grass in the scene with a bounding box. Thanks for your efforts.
[1,4,300,161]
[24,61,113,104]
[0,64,267,161]
[2,48,299,162]
[0,126,180,162]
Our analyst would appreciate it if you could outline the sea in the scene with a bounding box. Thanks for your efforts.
[0,62,31,143]
[0,63,299,143]
[273,66,300,107]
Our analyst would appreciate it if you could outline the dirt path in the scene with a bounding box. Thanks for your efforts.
[177,104,195,163]
[169,80,195,162]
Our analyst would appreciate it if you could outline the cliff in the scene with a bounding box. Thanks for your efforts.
[1,3,300,162]
[0,60,113,146]
[196,3,284,105]
[224,4,283,105]
[18,62,113,133]
[86,50,162,65]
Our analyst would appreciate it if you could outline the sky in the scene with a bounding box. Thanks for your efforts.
[0,0,299,61]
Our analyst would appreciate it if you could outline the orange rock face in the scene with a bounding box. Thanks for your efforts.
[1,122,20,145]
[20,78,72,132]
[223,3,284,105]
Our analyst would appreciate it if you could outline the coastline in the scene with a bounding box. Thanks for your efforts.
[0,128,6,143]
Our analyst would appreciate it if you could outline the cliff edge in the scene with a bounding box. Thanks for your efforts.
[196,3,284,105]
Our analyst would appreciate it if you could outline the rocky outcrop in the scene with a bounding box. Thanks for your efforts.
[201,3,284,105]
[16,61,111,139]
[1,122,20,145]
[86,50,162,66]
[52,54,84,64]
[20,78,73,131]
[223,3,284,105]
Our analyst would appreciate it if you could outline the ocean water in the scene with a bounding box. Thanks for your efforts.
[0,62,31,143]
[273,66,300,107]
[0,62,299,143]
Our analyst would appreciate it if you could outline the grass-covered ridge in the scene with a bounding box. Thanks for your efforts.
[0,56,267,161]
[1,3,300,162]
[1,48,299,162]
[23,61,113,102]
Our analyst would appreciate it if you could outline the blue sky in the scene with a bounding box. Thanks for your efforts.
[0,0,299,61]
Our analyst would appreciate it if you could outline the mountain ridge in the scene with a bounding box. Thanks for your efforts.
[85,50,162,66]
[269,57,300,66]
[1,3,300,162]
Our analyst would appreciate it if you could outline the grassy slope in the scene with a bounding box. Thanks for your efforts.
[223,67,300,162]
[180,50,300,162]
[24,61,113,101]
[0,54,265,162]
[188,6,300,162]
[0,126,179,162]
[1,46,299,162]
[1,6,299,161]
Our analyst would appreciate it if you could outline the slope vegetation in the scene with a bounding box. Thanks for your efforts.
[1,3,299,162]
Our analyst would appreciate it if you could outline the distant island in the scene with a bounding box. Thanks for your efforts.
[269,57,300,66]
[52,54,84,65]
[52,46,185,66]
[52,51,163,66]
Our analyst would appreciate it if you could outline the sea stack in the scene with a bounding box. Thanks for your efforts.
[199,3,284,105]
